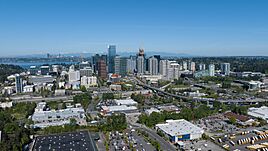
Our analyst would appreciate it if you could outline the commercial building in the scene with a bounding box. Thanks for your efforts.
[29,75,55,85]
[0,102,13,108]
[31,102,87,128]
[148,56,159,75]
[127,56,137,73]
[114,56,128,76]
[15,74,23,93]
[156,119,204,142]
[221,63,231,76]
[23,85,35,93]
[29,66,38,75]
[108,45,116,73]
[80,76,97,88]
[101,105,137,115]
[145,108,161,115]
[248,106,268,122]
[97,59,107,79]
[68,70,80,82]
[113,99,138,106]
[40,66,50,75]
[79,61,90,69]
[80,67,93,77]
[159,60,168,78]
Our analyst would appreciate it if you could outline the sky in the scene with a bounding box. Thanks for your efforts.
[0,0,268,56]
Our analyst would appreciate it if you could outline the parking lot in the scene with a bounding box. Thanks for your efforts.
[109,129,154,151]
[195,114,240,135]
[33,131,98,151]
[213,129,268,151]
[183,140,225,151]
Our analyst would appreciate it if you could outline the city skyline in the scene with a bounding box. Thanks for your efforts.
[1,0,268,56]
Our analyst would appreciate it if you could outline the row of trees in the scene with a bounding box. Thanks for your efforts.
[138,104,213,127]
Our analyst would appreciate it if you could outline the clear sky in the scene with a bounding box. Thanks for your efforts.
[0,0,268,56]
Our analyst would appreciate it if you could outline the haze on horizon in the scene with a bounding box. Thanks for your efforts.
[0,0,268,57]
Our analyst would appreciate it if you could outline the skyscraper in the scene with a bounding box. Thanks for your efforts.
[148,56,159,75]
[127,56,137,73]
[221,63,231,76]
[208,64,215,76]
[108,45,116,73]
[15,74,23,93]
[198,64,206,71]
[137,56,145,74]
[136,48,145,75]
[98,59,107,79]
[114,56,127,76]
[188,61,196,72]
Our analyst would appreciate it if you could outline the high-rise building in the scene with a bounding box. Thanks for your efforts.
[137,56,145,74]
[114,56,128,76]
[15,74,23,93]
[221,63,230,76]
[68,70,80,82]
[208,64,215,76]
[29,66,37,75]
[92,54,107,73]
[167,62,180,80]
[198,64,206,71]
[182,61,188,70]
[79,61,90,69]
[127,56,137,73]
[148,56,159,75]
[40,66,50,75]
[108,45,116,73]
[98,59,107,79]
[159,60,168,77]
[188,61,196,72]
[80,67,93,77]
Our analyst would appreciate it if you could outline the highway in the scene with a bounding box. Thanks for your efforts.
[132,77,189,100]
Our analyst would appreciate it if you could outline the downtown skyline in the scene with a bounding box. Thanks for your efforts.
[1,0,268,56]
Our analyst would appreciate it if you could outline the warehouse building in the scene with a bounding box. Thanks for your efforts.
[156,119,204,142]
[248,106,268,122]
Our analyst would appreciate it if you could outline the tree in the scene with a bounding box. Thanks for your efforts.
[80,85,87,92]
[229,116,236,125]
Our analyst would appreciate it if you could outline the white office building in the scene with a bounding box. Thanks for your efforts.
[127,56,137,73]
[81,76,97,88]
[167,62,180,80]
[159,60,168,77]
[156,119,204,142]
[69,70,80,82]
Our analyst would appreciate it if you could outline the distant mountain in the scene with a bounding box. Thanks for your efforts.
[9,51,193,58]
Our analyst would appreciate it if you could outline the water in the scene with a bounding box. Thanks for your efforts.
[2,61,79,69]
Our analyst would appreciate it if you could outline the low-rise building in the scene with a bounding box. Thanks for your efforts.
[113,99,138,106]
[23,85,35,93]
[248,106,268,122]
[101,105,137,115]
[31,102,87,128]
[156,119,204,142]
[145,108,161,115]
[110,84,122,91]
[0,102,13,108]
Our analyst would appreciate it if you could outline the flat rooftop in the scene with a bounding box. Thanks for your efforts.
[248,106,268,120]
[156,119,204,137]
[114,98,138,105]
[33,131,98,151]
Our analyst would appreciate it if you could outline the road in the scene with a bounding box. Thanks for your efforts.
[12,95,73,103]
[131,123,176,151]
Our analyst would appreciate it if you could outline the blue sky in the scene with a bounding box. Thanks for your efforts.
[0,0,268,56]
